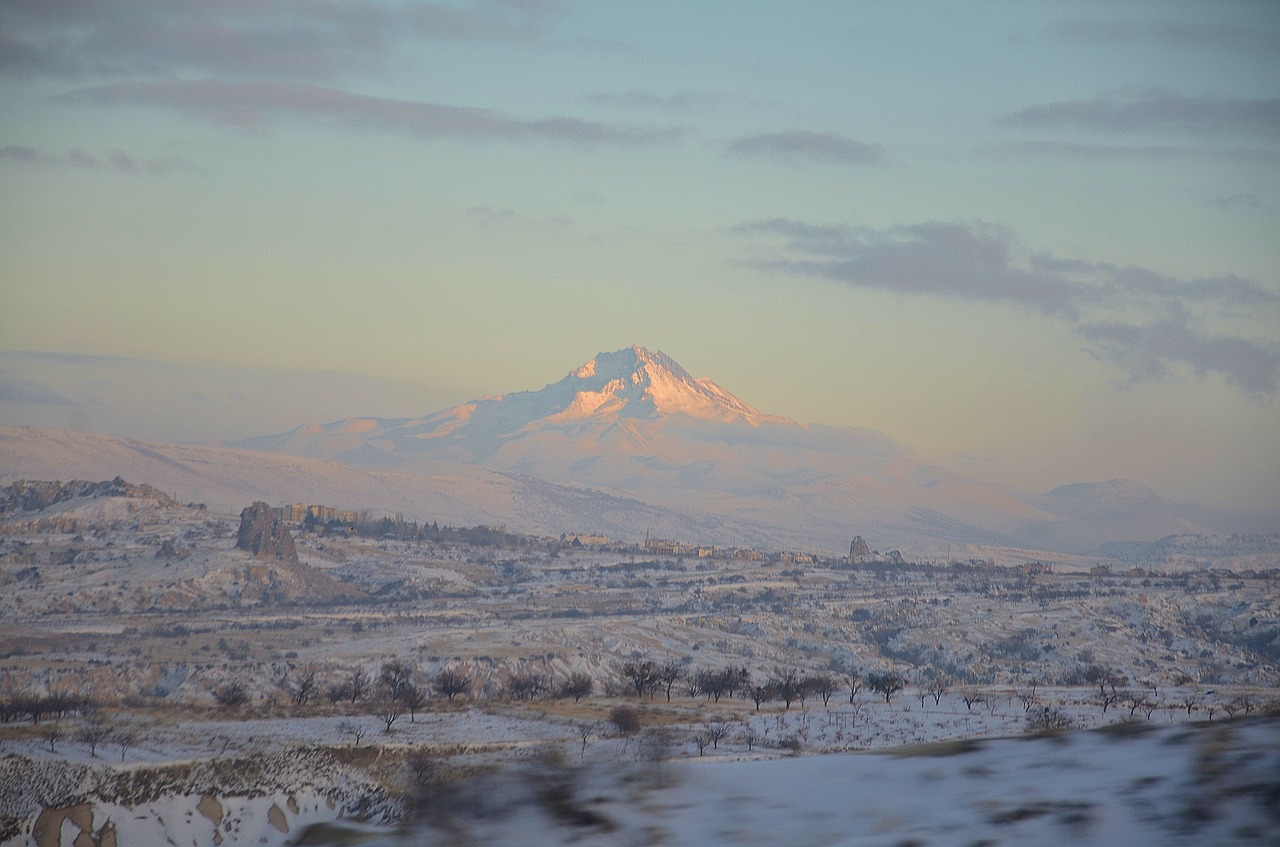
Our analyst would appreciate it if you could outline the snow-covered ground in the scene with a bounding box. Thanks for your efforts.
[3,718,1276,846]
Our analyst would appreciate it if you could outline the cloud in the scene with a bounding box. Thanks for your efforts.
[731,218,1280,398]
[405,0,562,42]
[983,141,1280,164]
[1078,320,1280,399]
[55,80,690,146]
[727,130,885,166]
[466,204,572,232]
[0,144,203,175]
[0,0,561,82]
[580,90,726,111]
[1049,19,1280,53]
[1204,193,1264,211]
[1002,89,1280,140]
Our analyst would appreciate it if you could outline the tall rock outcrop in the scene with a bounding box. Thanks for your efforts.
[236,501,297,562]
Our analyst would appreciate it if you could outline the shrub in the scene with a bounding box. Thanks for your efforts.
[608,705,641,735]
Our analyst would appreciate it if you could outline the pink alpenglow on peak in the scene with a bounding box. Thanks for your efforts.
[552,346,789,426]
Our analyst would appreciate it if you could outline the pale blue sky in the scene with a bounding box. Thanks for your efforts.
[1,0,1277,510]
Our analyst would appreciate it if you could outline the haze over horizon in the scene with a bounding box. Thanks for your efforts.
[2,1,1278,512]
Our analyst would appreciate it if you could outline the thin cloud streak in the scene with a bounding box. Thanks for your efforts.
[1049,19,1280,54]
[984,140,1280,164]
[580,90,727,111]
[732,218,1280,399]
[1204,193,1264,211]
[1002,90,1280,140]
[728,130,885,166]
[55,80,691,146]
[0,144,203,175]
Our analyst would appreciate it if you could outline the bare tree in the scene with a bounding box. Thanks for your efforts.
[432,668,471,701]
[1180,692,1200,717]
[400,683,426,723]
[657,661,684,702]
[1016,687,1039,712]
[722,666,751,700]
[558,672,593,703]
[707,721,731,750]
[292,667,318,706]
[577,721,601,759]
[747,683,775,712]
[773,670,803,710]
[806,674,837,707]
[927,676,949,706]
[1098,687,1124,715]
[961,691,985,711]
[695,669,726,703]
[622,660,659,700]
[692,728,710,756]
[338,719,367,746]
[77,714,113,757]
[346,669,369,703]
[506,669,546,702]
[379,659,414,702]
[1126,691,1151,718]
[41,722,63,753]
[740,724,759,751]
[847,672,864,704]
[114,726,140,761]
[376,698,405,733]
[867,671,906,704]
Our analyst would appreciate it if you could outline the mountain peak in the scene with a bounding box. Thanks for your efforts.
[556,346,776,425]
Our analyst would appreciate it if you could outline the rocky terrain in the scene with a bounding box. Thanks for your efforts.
[0,480,1277,845]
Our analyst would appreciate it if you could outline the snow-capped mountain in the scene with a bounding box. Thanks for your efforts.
[3,347,1266,558]
[228,345,1270,555]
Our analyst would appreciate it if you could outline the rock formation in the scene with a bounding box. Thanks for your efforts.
[850,536,870,558]
[235,502,297,562]
[0,477,173,515]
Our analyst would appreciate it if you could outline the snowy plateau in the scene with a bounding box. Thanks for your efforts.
[0,346,1277,846]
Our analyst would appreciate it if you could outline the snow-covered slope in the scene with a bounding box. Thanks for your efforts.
[0,427,783,548]
[228,346,1273,554]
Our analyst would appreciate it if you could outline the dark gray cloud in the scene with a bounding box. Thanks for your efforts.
[1002,90,1280,139]
[984,140,1280,164]
[1078,320,1280,399]
[55,80,690,146]
[1050,19,1280,53]
[733,219,1082,316]
[728,130,885,166]
[732,218,1280,398]
[0,0,560,82]
[0,144,202,175]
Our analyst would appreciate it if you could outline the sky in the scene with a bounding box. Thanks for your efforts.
[1,0,1278,512]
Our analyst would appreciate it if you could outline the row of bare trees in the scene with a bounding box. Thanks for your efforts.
[618,661,912,711]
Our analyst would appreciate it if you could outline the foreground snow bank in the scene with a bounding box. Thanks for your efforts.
[340,718,1280,847]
